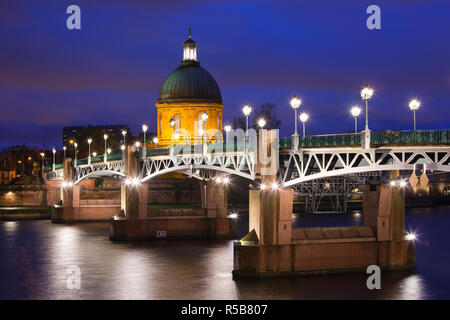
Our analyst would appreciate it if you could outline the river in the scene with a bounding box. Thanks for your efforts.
[1,206,449,299]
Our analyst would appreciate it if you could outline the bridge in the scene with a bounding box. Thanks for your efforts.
[46,129,450,187]
[45,128,450,277]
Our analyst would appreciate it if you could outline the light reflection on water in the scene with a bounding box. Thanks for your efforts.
[0,206,449,299]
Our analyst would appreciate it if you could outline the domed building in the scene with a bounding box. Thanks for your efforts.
[156,30,223,146]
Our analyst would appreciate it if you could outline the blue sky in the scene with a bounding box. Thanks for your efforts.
[0,0,449,148]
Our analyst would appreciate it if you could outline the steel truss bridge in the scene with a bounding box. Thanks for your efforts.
[46,129,450,195]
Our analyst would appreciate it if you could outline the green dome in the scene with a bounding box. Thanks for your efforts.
[157,61,222,104]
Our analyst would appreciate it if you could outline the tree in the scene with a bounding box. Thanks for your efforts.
[252,103,281,130]
[232,103,281,131]
[232,116,246,130]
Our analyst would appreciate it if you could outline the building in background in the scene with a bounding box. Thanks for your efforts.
[0,146,42,184]
[156,30,223,146]
[63,125,131,147]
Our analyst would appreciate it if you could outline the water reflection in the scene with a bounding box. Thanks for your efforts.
[0,207,449,299]
[398,275,426,300]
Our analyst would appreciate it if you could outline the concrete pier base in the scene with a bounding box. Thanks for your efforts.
[109,216,237,241]
[233,179,416,278]
[52,205,120,223]
[233,233,415,278]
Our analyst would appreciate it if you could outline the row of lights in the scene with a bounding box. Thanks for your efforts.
[215,176,230,185]
[390,180,409,187]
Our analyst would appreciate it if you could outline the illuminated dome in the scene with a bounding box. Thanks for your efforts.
[157,30,222,104]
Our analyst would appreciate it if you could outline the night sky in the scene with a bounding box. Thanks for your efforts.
[0,0,449,149]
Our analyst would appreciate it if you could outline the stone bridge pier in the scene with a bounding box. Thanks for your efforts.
[52,158,121,223]
[233,131,415,278]
[109,146,236,240]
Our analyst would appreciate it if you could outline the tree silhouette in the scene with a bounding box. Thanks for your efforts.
[232,103,281,130]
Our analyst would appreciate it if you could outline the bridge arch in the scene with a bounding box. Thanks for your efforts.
[74,170,126,185]
[140,164,254,183]
[283,163,450,187]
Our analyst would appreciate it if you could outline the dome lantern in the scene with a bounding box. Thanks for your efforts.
[183,28,197,62]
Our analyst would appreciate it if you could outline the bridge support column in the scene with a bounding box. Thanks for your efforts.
[52,158,75,222]
[201,181,231,236]
[363,183,415,269]
[61,158,73,208]
[234,130,297,278]
[120,145,142,220]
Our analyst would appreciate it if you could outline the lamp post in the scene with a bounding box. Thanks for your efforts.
[360,86,373,131]
[201,112,208,145]
[200,112,208,155]
[169,118,175,149]
[142,124,148,159]
[242,105,252,134]
[299,112,309,137]
[120,145,125,157]
[290,96,301,149]
[153,137,159,148]
[74,142,78,167]
[103,134,108,162]
[87,138,92,165]
[409,99,420,132]
[40,152,45,178]
[242,105,252,152]
[122,130,127,146]
[224,124,232,143]
[350,106,362,133]
[360,85,374,149]
[52,148,56,171]
[63,146,67,158]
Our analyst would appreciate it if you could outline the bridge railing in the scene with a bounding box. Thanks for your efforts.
[280,129,450,149]
[45,129,450,172]
[280,133,361,148]
[371,129,450,145]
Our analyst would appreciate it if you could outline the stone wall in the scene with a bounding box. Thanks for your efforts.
[0,190,45,206]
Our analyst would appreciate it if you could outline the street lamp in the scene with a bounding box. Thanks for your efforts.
[201,112,208,144]
[153,137,159,148]
[242,105,252,152]
[63,146,67,158]
[92,152,97,158]
[299,112,309,137]
[87,138,92,165]
[360,85,374,131]
[409,99,420,132]
[74,142,78,166]
[350,106,362,133]
[290,96,301,134]
[142,124,148,158]
[242,105,252,133]
[122,130,127,146]
[169,118,175,148]
[103,134,108,162]
[135,141,141,148]
[40,152,45,176]
[258,118,266,129]
[52,148,56,171]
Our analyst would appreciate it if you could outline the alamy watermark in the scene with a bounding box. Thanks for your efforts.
[66,265,81,290]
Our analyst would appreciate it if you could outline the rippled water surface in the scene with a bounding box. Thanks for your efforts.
[1,206,450,299]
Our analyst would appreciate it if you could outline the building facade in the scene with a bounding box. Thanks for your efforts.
[155,30,223,146]
[0,146,42,184]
